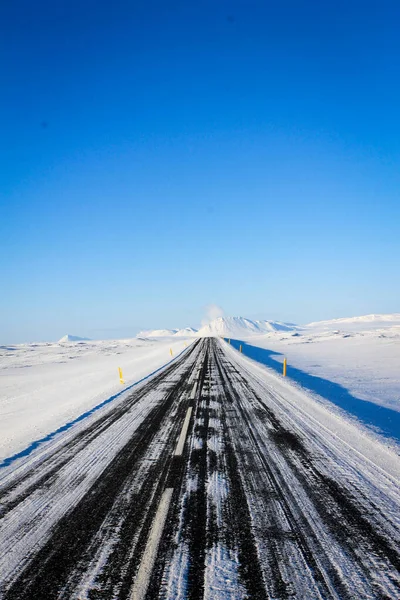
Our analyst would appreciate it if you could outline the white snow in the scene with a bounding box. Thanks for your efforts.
[236,321,400,412]
[0,337,193,461]
[204,544,245,599]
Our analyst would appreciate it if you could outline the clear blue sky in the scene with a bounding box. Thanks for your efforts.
[1,1,400,343]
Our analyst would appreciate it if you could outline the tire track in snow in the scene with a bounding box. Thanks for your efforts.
[158,340,265,600]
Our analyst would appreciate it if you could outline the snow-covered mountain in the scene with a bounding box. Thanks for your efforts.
[197,316,298,338]
[135,313,400,342]
[174,327,198,337]
[307,313,400,331]
[136,329,178,338]
[138,317,299,340]
[137,327,198,338]
[58,334,91,343]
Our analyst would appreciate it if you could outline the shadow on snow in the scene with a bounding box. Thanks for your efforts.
[229,339,400,443]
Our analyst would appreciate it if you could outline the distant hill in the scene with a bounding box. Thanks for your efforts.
[136,329,178,338]
[58,334,91,343]
[133,313,400,342]
[306,313,400,331]
[174,327,198,337]
[197,316,298,338]
[137,327,198,338]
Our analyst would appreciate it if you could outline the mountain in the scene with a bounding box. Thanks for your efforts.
[254,319,300,332]
[197,316,298,338]
[58,334,91,343]
[136,329,178,338]
[174,327,198,337]
[135,313,399,342]
[306,313,400,331]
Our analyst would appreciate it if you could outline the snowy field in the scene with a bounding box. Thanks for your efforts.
[0,337,193,462]
[239,318,400,413]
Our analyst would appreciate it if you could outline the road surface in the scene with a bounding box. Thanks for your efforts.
[0,338,399,599]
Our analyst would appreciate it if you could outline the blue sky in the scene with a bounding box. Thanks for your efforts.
[1,1,400,343]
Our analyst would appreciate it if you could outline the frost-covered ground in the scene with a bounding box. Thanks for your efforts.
[0,337,193,461]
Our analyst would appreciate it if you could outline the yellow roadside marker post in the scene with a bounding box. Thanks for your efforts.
[283,358,287,377]
[239,344,243,353]
[118,367,125,384]
[228,339,230,344]
[170,348,173,357]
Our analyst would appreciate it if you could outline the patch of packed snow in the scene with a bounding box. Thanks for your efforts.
[204,544,245,599]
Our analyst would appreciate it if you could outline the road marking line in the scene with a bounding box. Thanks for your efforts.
[190,379,198,400]
[130,487,174,600]
[130,379,197,598]
[174,407,193,456]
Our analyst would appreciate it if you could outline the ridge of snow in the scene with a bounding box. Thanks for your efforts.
[58,334,91,343]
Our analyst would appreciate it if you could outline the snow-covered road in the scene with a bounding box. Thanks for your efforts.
[0,339,399,599]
